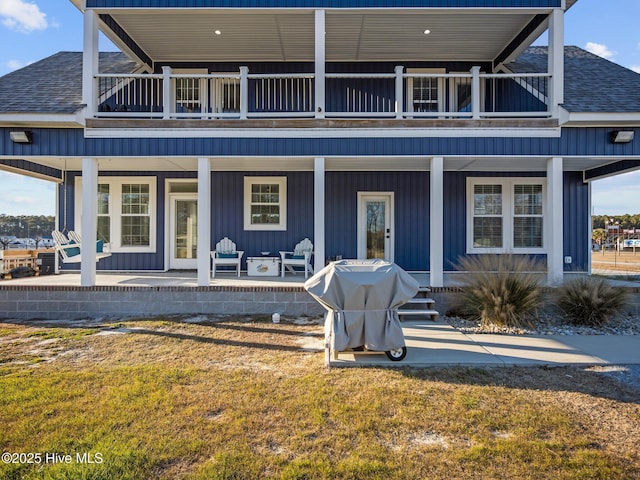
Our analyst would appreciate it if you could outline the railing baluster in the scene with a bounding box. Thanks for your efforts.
[93,70,552,120]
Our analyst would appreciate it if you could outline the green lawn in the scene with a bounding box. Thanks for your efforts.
[0,317,638,479]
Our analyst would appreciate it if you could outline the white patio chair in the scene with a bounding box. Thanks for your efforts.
[279,238,314,278]
[52,230,111,264]
[211,237,244,278]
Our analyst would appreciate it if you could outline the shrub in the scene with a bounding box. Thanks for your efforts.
[454,255,543,328]
[556,277,627,327]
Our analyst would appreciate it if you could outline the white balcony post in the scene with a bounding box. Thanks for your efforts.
[395,65,404,119]
[471,66,481,120]
[82,10,99,118]
[315,10,326,119]
[430,157,444,287]
[314,157,325,273]
[197,157,212,286]
[239,66,249,120]
[547,157,564,286]
[548,8,565,117]
[80,158,98,287]
[162,66,172,120]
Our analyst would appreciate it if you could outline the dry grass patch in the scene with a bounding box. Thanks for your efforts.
[0,316,638,479]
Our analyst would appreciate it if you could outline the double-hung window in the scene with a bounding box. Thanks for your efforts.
[407,68,445,115]
[244,176,287,231]
[75,176,156,252]
[173,69,207,114]
[467,178,545,254]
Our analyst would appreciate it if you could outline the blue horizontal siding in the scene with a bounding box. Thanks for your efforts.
[443,171,545,271]
[87,1,561,8]
[60,170,312,271]
[325,171,430,271]
[59,171,188,271]
[563,170,589,272]
[444,171,589,272]
[2,127,639,159]
[211,171,314,267]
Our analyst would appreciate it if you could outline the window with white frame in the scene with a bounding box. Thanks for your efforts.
[173,69,207,114]
[75,177,156,252]
[244,177,287,231]
[467,178,545,254]
[407,68,445,114]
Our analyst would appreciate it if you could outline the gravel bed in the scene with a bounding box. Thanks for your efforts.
[445,313,640,336]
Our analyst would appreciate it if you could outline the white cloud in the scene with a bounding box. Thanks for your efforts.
[0,0,48,33]
[6,58,31,70]
[0,171,56,216]
[585,41,615,59]
[592,171,640,215]
[631,65,640,74]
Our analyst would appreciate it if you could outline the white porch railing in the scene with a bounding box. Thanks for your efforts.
[94,66,552,121]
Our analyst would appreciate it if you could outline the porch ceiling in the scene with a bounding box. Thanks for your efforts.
[98,9,546,64]
[15,156,628,175]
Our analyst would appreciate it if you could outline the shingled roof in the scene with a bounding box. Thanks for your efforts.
[0,51,137,114]
[1,46,639,115]
[507,45,640,113]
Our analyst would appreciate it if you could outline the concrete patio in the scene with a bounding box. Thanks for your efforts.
[332,320,640,367]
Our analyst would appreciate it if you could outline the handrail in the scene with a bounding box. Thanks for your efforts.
[92,67,553,121]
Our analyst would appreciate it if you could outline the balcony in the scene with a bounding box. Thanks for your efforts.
[89,66,553,128]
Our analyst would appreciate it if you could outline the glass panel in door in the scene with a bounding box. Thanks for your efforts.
[175,199,197,260]
[366,200,387,259]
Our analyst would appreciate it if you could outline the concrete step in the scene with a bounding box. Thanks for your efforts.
[396,309,439,319]
[405,298,435,305]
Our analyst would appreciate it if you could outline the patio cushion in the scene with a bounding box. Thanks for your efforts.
[291,255,306,259]
[96,240,104,253]
[66,240,80,257]
[218,253,238,258]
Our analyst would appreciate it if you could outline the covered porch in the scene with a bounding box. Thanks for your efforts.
[65,154,571,288]
[78,3,567,122]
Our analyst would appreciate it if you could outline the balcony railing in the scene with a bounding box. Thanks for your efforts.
[94,66,552,121]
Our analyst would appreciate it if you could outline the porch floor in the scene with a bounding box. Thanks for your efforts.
[3,270,638,288]
[5,271,317,288]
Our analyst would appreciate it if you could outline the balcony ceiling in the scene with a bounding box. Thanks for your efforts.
[100,9,547,64]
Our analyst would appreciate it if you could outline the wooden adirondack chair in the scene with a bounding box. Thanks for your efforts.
[279,238,314,278]
[211,237,244,278]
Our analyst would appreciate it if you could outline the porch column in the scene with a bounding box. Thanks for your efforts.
[548,8,564,117]
[547,157,564,285]
[470,66,481,120]
[82,9,99,118]
[315,10,326,119]
[586,182,596,275]
[162,66,172,120]
[394,66,404,119]
[314,157,325,273]
[197,157,212,286]
[54,182,61,274]
[430,157,444,287]
[80,158,98,287]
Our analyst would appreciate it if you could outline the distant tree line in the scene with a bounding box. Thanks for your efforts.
[592,214,640,230]
[0,214,55,239]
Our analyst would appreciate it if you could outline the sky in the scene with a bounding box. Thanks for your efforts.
[0,0,640,216]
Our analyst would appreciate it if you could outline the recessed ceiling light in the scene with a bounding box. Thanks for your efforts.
[423,29,431,35]
[214,29,222,35]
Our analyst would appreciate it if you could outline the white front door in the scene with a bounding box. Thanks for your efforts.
[357,193,394,262]
[169,194,198,269]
